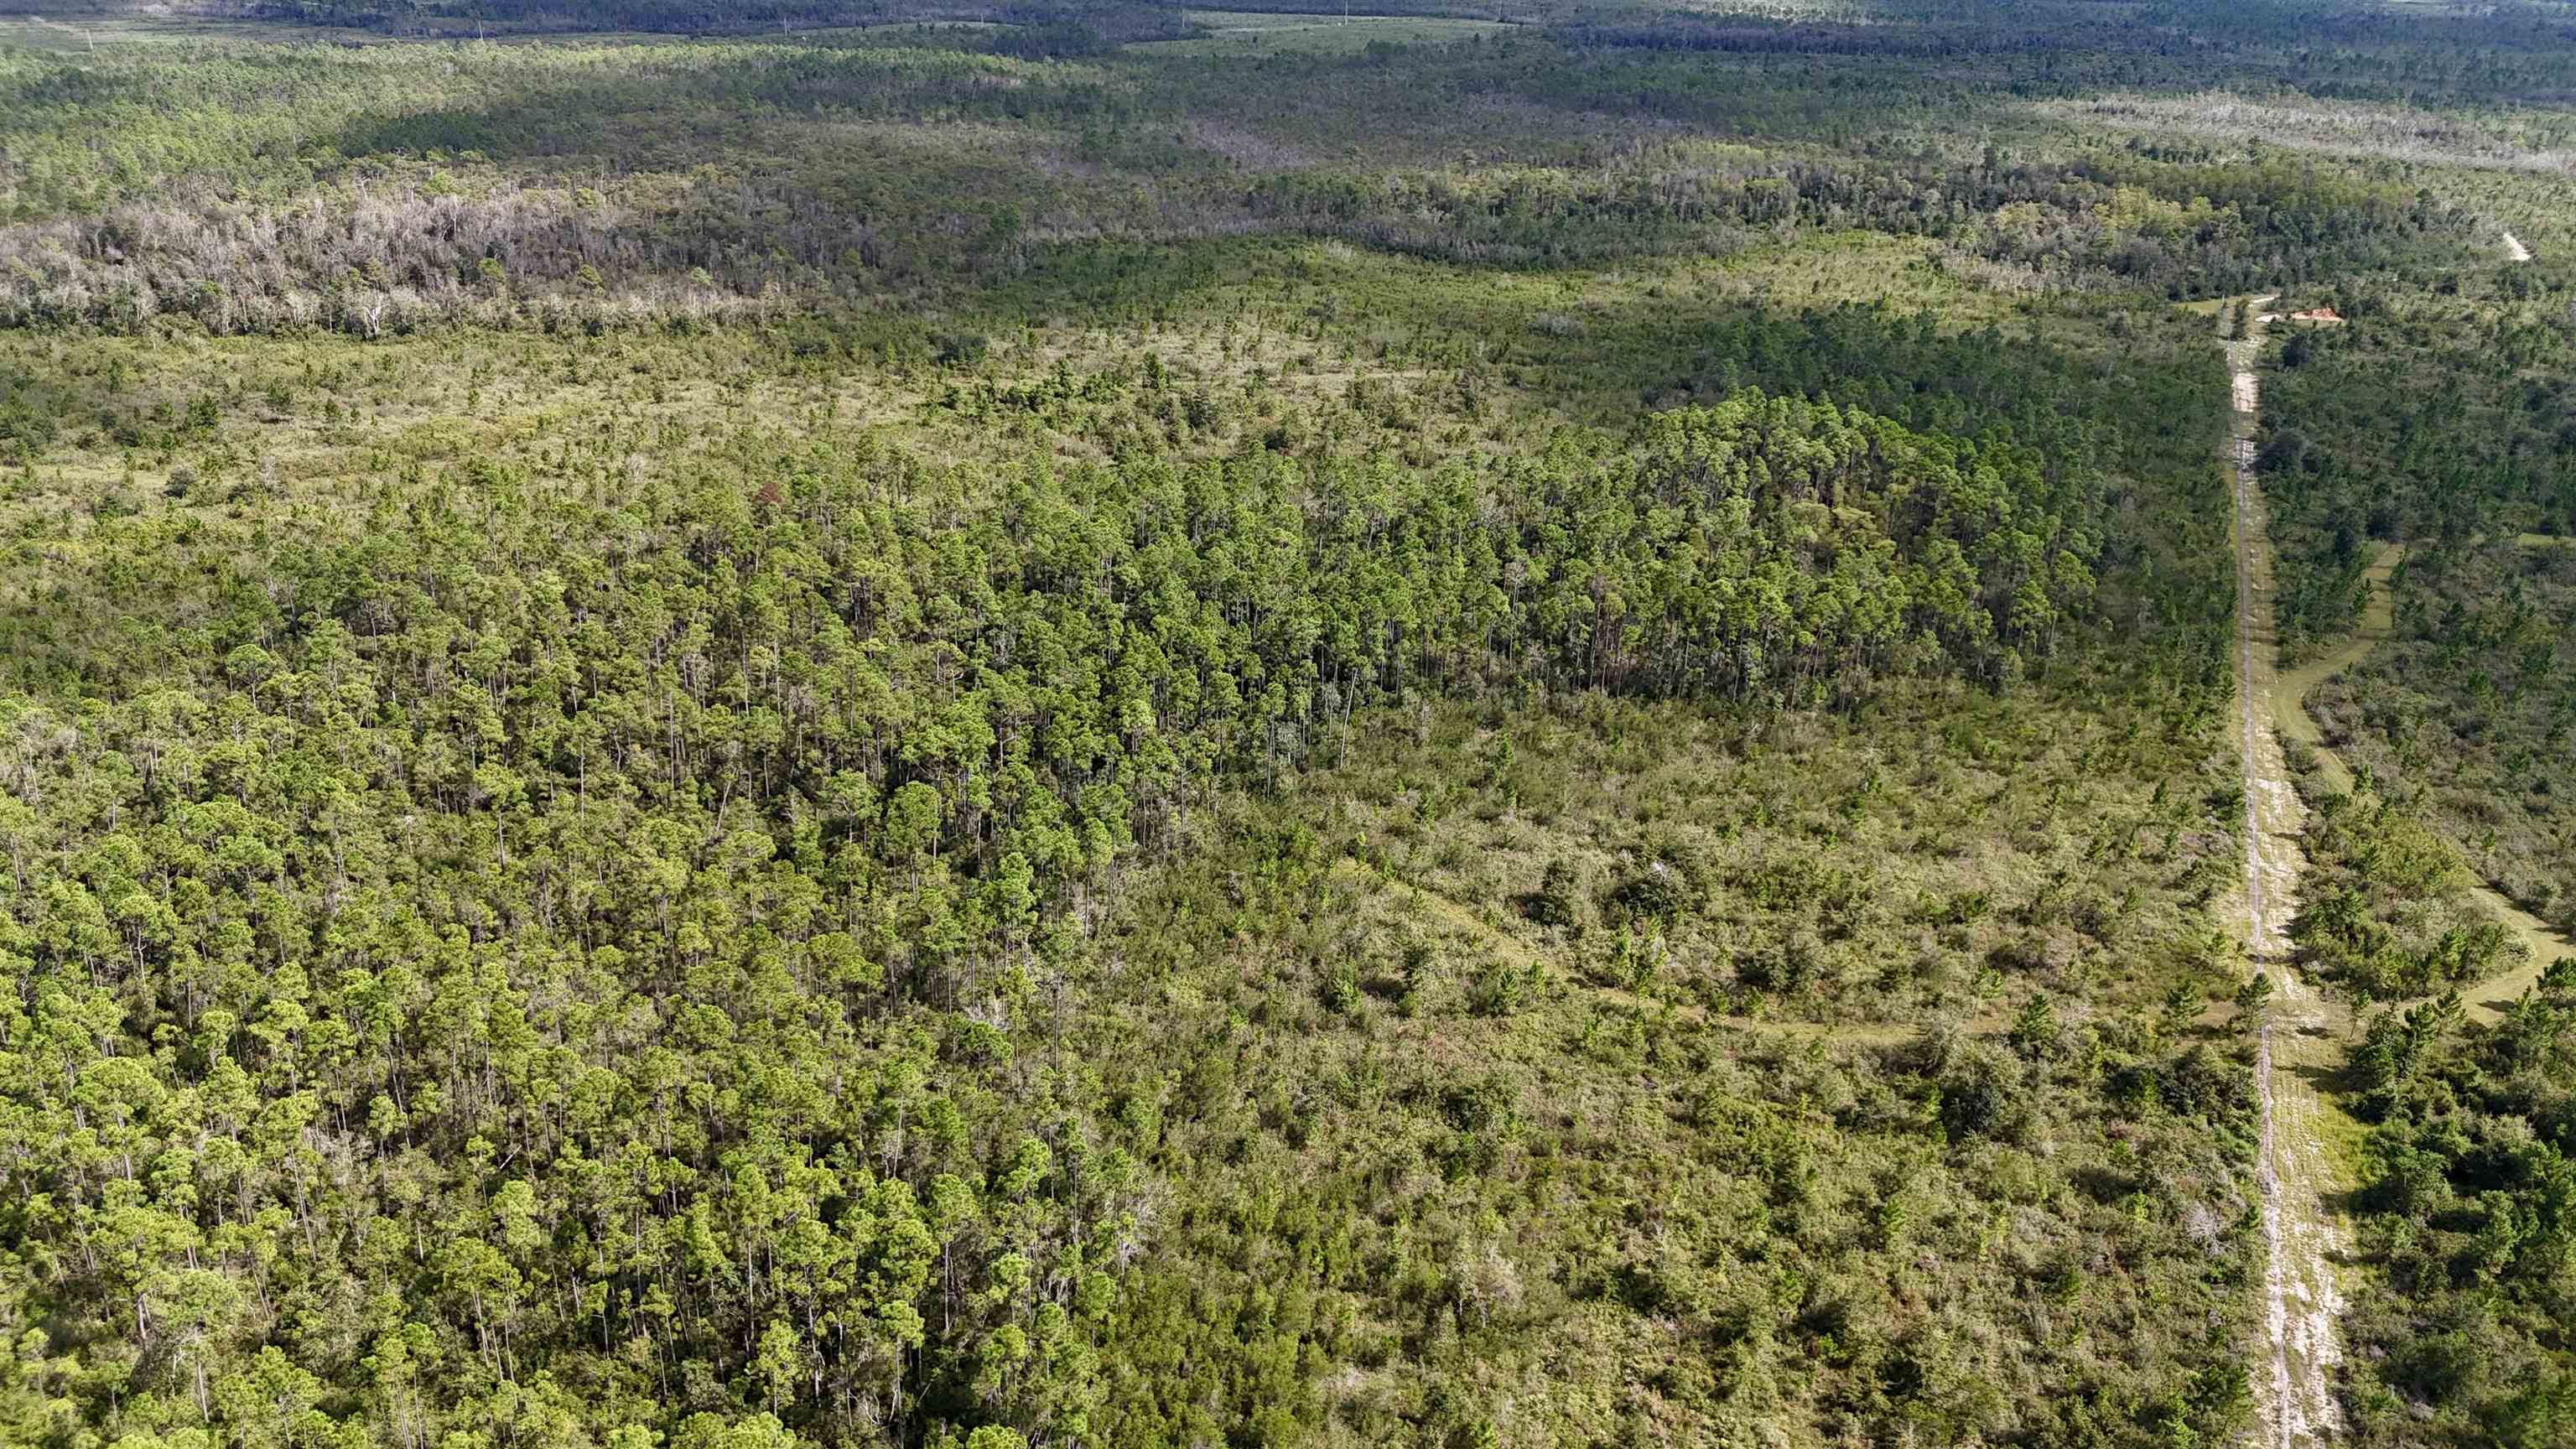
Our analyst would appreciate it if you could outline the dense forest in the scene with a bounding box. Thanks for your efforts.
[2,0,2573,1446]
[0,375,2261,1446]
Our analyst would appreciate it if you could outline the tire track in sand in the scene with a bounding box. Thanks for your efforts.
[2229,226,2544,1443]
[2227,298,2350,1449]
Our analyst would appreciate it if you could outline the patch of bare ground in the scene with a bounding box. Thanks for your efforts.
[2229,267,2572,1443]
[2226,299,2350,1449]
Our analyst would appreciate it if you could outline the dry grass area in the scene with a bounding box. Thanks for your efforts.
[2038,91,2576,174]
[1140,10,1514,56]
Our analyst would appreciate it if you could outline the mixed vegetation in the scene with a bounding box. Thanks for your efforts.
[1,0,2573,1445]
[2236,75,2576,1449]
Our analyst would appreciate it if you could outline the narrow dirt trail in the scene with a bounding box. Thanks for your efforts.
[2222,222,2542,1449]
[2272,542,2401,796]
[2227,300,2351,1449]
[2267,537,2576,1022]
[1330,859,1960,1047]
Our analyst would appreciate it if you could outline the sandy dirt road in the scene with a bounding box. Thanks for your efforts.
[2226,302,2350,1449]
[2228,252,2561,1445]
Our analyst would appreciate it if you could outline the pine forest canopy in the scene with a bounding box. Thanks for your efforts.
[2,0,2574,1447]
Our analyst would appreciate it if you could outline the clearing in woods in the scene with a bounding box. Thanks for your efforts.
[1142,11,1514,54]
[2230,254,2569,1446]
[2227,299,2350,1449]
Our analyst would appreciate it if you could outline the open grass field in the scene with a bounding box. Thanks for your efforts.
[1139,9,1515,54]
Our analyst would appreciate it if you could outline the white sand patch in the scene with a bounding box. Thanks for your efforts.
[2227,299,2348,1448]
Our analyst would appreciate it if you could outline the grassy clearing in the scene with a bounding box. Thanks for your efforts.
[1315,683,2240,1033]
[1140,10,1517,55]
[0,13,383,50]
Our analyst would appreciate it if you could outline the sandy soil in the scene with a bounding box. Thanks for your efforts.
[2227,304,2351,1449]
[2231,280,2568,1446]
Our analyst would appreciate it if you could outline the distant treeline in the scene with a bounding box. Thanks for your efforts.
[164,0,1202,39]
[0,122,2487,336]
[1545,17,2116,58]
